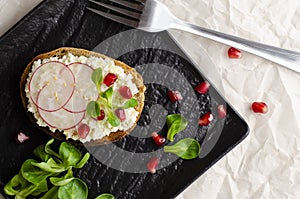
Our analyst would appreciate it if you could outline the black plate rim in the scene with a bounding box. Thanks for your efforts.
[0,1,250,198]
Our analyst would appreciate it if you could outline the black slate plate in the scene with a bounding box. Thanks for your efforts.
[0,0,249,198]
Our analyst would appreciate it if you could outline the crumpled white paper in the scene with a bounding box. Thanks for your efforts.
[1,0,300,198]
[159,0,300,198]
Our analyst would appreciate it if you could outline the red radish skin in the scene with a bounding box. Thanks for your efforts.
[64,63,98,113]
[199,112,213,126]
[15,132,30,143]
[217,105,227,119]
[38,107,85,130]
[147,157,160,174]
[28,61,75,112]
[228,47,242,59]
[115,109,126,122]
[151,132,166,146]
[251,102,268,113]
[103,73,118,87]
[119,86,132,99]
[195,81,210,94]
[168,91,183,102]
[36,87,85,130]
[77,123,90,139]
[63,92,87,113]
[96,110,105,120]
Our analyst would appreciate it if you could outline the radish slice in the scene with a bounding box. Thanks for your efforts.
[38,107,85,130]
[64,63,98,113]
[29,61,75,112]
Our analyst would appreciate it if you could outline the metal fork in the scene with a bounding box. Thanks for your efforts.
[87,0,300,73]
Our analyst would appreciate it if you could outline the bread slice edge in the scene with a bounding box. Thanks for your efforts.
[20,47,146,145]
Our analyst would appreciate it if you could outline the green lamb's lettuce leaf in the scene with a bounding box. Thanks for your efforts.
[95,193,116,199]
[17,179,48,198]
[29,179,48,196]
[31,158,65,173]
[33,144,51,162]
[101,87,114,108]
[15,185,36,199]
[5,174,48,199]
[107,111,120,127]
[58,178,88,199]
[21,159,52,185]
[164,138,200,160]
[123,98,138,109]
[50,177,75,187]
[59,142,82,167]
[45,139,61,161]
[40,186,59,199]
[74,153,90,169]
[4,174,28,196]
[91,68,103,91]
[86,101,101,118]
[49,168,74,187]
[166,114,188,142]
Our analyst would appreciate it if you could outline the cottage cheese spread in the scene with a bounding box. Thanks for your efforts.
[25,52,139,142]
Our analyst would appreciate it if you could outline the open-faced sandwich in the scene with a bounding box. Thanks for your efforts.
[20,47,146,144]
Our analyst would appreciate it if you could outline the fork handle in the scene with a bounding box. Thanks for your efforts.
[173,21,300,73]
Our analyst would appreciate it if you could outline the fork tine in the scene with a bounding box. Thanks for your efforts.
[87,7,139,28]
[109,0,144,11]
[89,0,141,19]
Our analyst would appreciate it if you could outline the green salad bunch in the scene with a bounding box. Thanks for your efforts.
[4,139,115,199]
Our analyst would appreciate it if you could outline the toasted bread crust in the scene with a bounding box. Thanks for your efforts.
[20,47,146,145]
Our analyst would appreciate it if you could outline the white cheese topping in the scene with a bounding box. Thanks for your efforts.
[25,52,140,142]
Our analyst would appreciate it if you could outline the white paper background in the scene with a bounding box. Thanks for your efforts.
[1,0,300,198]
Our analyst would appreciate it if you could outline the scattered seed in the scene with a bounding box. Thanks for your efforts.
[228,47,242,59]
[251,102,268,113]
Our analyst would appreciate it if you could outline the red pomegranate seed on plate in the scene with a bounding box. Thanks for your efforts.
[251,102,268,113]
[217,105,227,119]
[195,81,210,94]
[151,132,166,146]
[15,132,30,143]
[115,108,126,121]
[228,47,242,59]
[168,91,183,102]
[96,110,105,120]
[103,73,118,87]
[199,112,213,126]
[119,86,132,99]
[77,123,90,139]
[147,157,160,174]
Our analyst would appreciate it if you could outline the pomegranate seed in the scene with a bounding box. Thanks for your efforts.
[151,132,166,146]
[96,110,105,120]
[119,86,132,99]
[195,81,210,94]
[147,157,160,174]
[199,112,213,126]
[251,102,268,113]
[217,105,227,119]
[103,73,118,87]
[115,108,126,121]
[168,91,183,102]
[77,123,90,139]
[228,47,242,59]
[15,132,30,143]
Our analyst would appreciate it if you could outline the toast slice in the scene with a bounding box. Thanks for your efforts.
[20,47,146,145]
